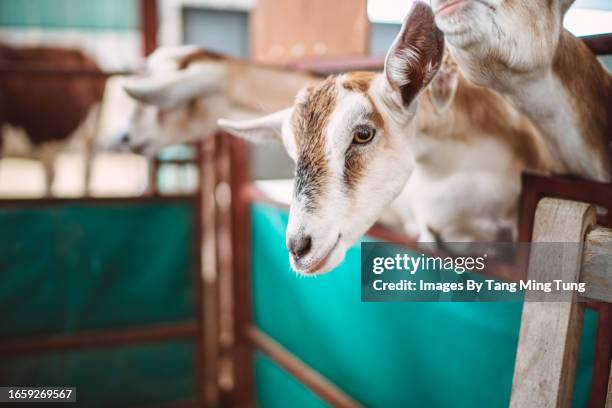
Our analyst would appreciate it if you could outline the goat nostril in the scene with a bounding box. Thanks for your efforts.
[288,235,312,259]
[120,132,130,144]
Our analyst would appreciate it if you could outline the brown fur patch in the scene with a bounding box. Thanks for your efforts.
[292,77,337,209]
[341,72,385,190]
[367,97,385,131]
[420,74,553,171]
[342,72,385,130]
[343,71,375,93]
[344,146,366,191]
[156,109,166,124]
[177,49,226,70]
[552,31,612,178]
[429,50,459,110]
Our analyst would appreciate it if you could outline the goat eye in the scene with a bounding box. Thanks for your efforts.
[352,126,376,145]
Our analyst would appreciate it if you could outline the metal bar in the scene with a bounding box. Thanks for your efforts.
[213,133,236,407]
[227,135,255,407]
[246,326,362,408]
[590,306,612,408]
[192,141,210,407]
[282,33,612,77]
[606,360,612,408]
[0,66,131,77]
[0,321,199,356]
[198,137,221,407]
[0,195,197,208]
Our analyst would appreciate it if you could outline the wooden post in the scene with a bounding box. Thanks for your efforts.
[140,0,158,57]
[200,138,220,407]
[225,135,254,407]
[510,198,596,408]
[518,173,612,408]
[607,359,612,408]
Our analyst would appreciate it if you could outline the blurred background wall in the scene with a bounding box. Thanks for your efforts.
[0,0,141,70]
[0,0,611,196]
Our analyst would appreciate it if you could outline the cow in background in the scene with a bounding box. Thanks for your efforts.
[0,44,105,195]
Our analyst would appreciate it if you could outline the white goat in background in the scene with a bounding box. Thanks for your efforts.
[104,45,316,155]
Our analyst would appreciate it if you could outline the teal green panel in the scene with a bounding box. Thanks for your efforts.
[0,202,196,338]
[250,203,597,408]
[0,340,197,407]
[254,353,328,408]
[0,0,137,30]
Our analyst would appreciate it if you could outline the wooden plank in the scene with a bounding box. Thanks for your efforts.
[580,227,612,408]
[518,172,612,244]
[518,172,612,408]
[582,227,612,303]
[250,0,368,64]
[510,198,596,408]
[246,326,362,408]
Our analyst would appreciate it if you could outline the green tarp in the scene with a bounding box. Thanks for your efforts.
[0,200,599,407]
[0,0,137,30]
[251,203,597,408]
[0,201,198,407]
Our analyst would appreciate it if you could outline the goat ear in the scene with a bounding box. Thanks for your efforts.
[385,1,444,107]
[429,53,459,113]
[123,64,224,108]
[217,108,291,144]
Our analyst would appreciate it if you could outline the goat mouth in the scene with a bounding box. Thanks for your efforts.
[296,234,342,275]
[436,0,494,16]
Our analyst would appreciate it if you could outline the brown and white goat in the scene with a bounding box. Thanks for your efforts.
[432,0,612,182]
[219,3,554,274]
[112,46,317,155]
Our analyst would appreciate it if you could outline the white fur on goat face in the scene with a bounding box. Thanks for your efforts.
[122,95,223,156]
[118,50,226,155]
[432,0,565,87]
[282,75,418,275]
[219,2,444,275]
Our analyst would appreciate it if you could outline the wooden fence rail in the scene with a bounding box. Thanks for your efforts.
[510,198,612,408]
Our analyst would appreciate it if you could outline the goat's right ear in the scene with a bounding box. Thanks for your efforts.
[217,108,291,144]
[385,1,444,107]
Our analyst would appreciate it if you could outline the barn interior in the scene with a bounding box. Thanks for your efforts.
[1,1,612,407]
